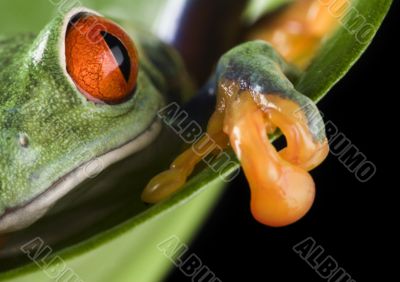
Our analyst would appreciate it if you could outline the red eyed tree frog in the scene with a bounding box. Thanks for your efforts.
[0,0,341,234]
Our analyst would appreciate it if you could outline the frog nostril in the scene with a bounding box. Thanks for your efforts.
[18,133,29,148]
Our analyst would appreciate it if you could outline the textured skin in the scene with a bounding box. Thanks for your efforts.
[0,8,166,216]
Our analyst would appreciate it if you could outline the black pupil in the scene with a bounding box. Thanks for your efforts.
[100,31,131,82]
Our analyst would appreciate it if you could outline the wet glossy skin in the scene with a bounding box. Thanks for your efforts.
[143,41,329,226]
[143,0,340,227]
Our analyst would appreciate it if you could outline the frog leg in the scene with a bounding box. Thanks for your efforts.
[212,42,330,226]
[220,81,328,227]
[143,41,329,227]
[248,0,347,68]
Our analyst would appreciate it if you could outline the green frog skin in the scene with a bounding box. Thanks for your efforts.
[0,7,188,233]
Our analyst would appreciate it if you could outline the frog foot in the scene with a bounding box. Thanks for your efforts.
[220,82,328,226]
[141,130,228,203]
[142,79,328,227]
[142,40,330,226]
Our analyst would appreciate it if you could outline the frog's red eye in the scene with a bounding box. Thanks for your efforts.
[65,15,139,104]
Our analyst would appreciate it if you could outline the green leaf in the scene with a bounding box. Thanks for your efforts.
[243,0,293,25]
[0,0,392,281]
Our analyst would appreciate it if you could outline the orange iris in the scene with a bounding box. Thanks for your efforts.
[65,15,139,104]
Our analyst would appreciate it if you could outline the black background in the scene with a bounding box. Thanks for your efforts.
[167,1,397,281]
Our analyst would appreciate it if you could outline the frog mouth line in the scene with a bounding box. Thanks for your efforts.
[0,118,162,234]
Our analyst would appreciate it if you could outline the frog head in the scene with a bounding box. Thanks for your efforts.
[0,7,179,233]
